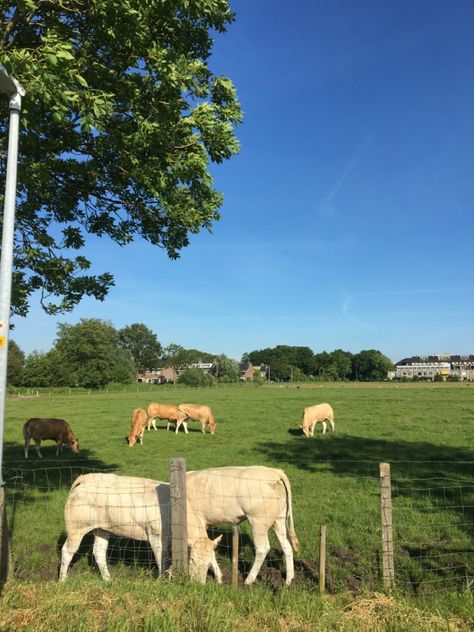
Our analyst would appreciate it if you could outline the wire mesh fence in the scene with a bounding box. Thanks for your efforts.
[2,459,473,593]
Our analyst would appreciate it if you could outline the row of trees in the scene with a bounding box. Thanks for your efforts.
[7,319,240,389]
[244,345,394,382]
[7,319,394,389]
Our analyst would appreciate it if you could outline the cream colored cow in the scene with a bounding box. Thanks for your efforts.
[186,466,299,585]
[59,473,221,583]
[300,402,334,437]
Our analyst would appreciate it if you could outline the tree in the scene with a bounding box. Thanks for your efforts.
[0,1,242,316]
[6,339,24,386]
[178,367,214,387]
[53,318,128,388]
[162,343,189,369]
[351,350,393,381]
[215,354,239,382]
[118,323,162,373]
[22,350,60,387]
[328,349,353,380]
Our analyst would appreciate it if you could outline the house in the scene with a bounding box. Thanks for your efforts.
[137,367,178,384]
[239,362,269,382]
[394,355,474,381]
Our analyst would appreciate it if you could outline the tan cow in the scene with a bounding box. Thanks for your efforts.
[300,402,335,437]
[186,466,299,585]
[127,408,149,446]
[147,403,188,433]
[59,473,222,583]
[178,404,216,435]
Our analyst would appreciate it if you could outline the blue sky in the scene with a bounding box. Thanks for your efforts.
[11,0,474,363]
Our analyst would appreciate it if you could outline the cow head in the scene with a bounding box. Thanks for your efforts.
[208,421,216,435]
[299,423,310,437]
[70,438,80,453]
[127,434,137,447]
[189,535,222,583]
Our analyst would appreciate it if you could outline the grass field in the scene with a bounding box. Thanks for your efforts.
[0,382,473,631]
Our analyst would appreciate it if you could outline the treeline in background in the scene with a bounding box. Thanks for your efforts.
[6,318,394,389]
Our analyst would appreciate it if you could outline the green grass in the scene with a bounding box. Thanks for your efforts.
[1,382,473,630]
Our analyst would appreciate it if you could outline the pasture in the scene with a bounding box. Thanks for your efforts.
[0,382,473,631]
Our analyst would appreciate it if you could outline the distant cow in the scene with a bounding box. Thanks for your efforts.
[127,408,149,447]
[147,403,188,433]
[59,473,222,583]
[178,404,216,435]
[23,418,79,458]
[186,466,299,585]
[300,403,335,437]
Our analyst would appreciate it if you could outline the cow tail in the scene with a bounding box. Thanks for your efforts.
[23,420,30,442]
[280,472,300,553]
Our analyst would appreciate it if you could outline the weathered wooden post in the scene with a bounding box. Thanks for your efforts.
[380,462,395,590]
[232,526,239,587]
[319,523,327,595]
[170,457,188,576]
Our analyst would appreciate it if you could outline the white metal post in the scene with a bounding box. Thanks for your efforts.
[0,65,24,486]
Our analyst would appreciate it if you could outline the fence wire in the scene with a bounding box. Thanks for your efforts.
[2,460,473,593]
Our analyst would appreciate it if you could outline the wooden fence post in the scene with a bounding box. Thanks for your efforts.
[232,526,239,587]
[380,462,395,590]
[170,457,188,576]
[319,524,327,595]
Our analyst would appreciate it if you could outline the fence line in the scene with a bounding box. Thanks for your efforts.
[1,460,472,593]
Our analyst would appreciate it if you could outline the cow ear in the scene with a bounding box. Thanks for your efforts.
[213,535,223,548]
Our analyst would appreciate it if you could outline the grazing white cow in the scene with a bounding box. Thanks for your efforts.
[186,466,300,585]
[59,473,221,583]
[300,403,334,437]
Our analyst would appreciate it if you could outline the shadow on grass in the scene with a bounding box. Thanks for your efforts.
[256,431,474,479]
[255,432,474,592]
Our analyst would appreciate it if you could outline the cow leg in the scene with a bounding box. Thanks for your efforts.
[273,518,295,585]
[138,428,145,445]
[148,533,164,575]
[310,424,315,438]
[24,438,30,458]
[321,421,327,435]
[148,418,157,431]
[244,520,271,585]
[167,421,171,431]
[34,440,42,458]
[210,550,223,583]
[93,529,111,581]
[329,418,335,431]
[59,531,87,581]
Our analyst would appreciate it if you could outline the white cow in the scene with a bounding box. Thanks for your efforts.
[59,473,221,583]
[186,466,300,585]
[300,402,335,437]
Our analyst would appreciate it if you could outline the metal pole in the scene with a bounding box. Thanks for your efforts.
[0,75,23,486]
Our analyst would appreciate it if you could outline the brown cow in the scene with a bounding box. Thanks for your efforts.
[23,418,79,458]
[147,403,188,433]
[127,408,149,447]
[178,404,216,435]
